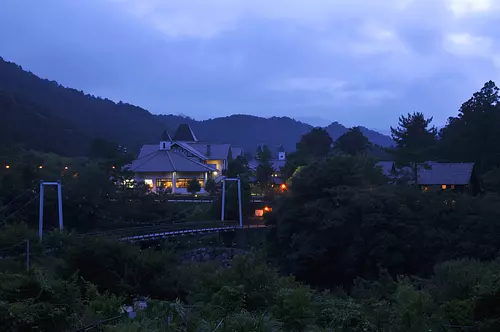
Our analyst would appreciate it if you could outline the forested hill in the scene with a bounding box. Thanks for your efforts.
[0,57,165,156]
[0,57,393,156]
[156,115,394,153]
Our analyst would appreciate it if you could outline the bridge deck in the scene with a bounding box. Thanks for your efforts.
[83,220,267,242]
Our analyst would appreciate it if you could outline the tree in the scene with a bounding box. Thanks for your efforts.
[227,156,250,178]
[204,178,217,196]
[256,162,274,190]
[390,112,438,185]
[440,81,500,172]
[296,127,333,160]
[334,127,371,156]
[187,178,201,195]
[255,145,274,190]
[255,145,272,161]
[282,151,307,180]
[88,138,120,160]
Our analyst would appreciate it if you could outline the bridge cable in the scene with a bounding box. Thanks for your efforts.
[0,189,33,213]
[0,195,38,225]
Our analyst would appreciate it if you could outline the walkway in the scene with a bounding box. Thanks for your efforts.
[84,220,267,242]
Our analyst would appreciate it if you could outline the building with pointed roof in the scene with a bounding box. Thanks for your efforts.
[248,145,287,186]
[127,124,243,194]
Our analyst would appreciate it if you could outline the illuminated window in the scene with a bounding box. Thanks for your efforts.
[144,179,153,188]
[176,178,204,188]
[255,209,264,217]
[156,178,173,189]
[441,184,447,190]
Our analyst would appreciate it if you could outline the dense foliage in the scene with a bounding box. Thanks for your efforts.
[2,224,500,331]
[4,64,500,331]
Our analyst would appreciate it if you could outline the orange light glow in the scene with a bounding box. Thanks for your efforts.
[441,184,447,190]
[5,165,10,169]
[280,184,287,190]
[263,206,272,212]
[39,165,43,169]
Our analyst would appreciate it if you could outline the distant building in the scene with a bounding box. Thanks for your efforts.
[249,145,287,185]
[127,124,243,194]
[376,161,481,194]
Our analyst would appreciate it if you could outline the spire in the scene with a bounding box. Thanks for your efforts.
[173,124,197,142]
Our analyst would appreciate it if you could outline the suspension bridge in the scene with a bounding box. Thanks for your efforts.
[0,177,270,243]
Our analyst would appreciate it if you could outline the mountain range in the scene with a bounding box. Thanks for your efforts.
[0,57,393,157]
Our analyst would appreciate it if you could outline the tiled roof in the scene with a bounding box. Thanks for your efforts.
[376,161,475,185]
[174,141,207,160]
[417,162,475,185]
[129,146,215,173]
[188,142,231,160]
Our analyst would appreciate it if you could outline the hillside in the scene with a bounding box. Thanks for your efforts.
[0,57,164,153]
[0,57,393,156]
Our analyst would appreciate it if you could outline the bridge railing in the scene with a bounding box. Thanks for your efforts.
[83,220,238,240]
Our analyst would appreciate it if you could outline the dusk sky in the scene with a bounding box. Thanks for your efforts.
[1,0,499,132]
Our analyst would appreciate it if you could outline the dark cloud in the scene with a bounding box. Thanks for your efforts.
[1,0,499,130]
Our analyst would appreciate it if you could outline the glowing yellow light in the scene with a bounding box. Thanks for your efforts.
[39,165,43,169]
[280,184,287,190]
[112,165,116,169]
[64,166,69,170]
[5,165,10,169]
[441,184,447,190]
[263,206,272,212]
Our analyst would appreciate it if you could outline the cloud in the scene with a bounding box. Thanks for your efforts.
[2,0,500,129]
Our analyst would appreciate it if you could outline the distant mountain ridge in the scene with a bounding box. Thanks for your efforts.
[0,56,393,156]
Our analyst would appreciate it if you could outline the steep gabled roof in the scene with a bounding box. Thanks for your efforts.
[173,124,198,142]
